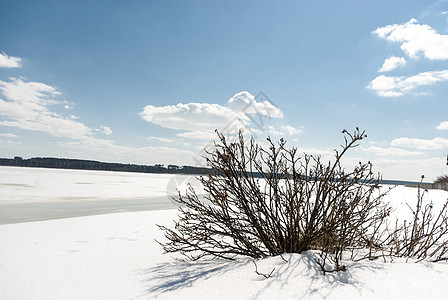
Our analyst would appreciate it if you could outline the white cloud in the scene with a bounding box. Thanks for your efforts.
[379,56,407,72]
[176,130,217,140]
[367,70,448,97]
[59,138,196,166]
[0,77,60,103]
[95,125,112,135]
[266,125,302,136]
[227,91,283,118]
[146,136,174,143]
[140,91,285,140]
[266,125,282,136]
[141,102,244,131]
[373,18,448,60]
[360,146,423,156]
[0,77,93,140]
[436,121,448,130]
[0,52,22,68]
[391,137,448,150]
[0,133,18,138]
[372,157,442,181]
[282,125,302,135]
[0,78,200,167]
[0,139,21,145]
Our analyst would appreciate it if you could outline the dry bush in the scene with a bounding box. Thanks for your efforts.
[385,176,448,262]
[434,175,448,184]
[158,128,392,272]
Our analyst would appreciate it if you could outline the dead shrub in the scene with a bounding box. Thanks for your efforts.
[385,176,448,262]
[157,128,391,272]
[434,175,448,184]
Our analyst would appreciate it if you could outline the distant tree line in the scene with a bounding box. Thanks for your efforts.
[0,156,419,186]
[0,156,209,175]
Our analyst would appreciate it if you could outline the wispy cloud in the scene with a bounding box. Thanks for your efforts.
[0,139,21,145]
[146,136,174,143]
[391,137,448,150]
[281,125,302,135]
[59,138,195,166]
[367,70,448,97]
[176,130,217,140]
[267,125,302,136]
[0,52,22,68]
[373,18,448,60]
[0,77,93,139]
[360,145,423,156]
[0,133,18,138]
[436,121,448,130]
[95,125,112,135]
[379,56,407,72]
[371,157,442,181]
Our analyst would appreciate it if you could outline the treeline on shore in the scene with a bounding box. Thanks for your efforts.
[0,156,208,175]
[0,156,419,186]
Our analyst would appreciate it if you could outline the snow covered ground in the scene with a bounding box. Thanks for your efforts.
[0,166,203,203]
[1,167,448,299]
[0,166,203,224]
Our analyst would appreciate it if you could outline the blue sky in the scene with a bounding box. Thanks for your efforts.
[1,0,447,181]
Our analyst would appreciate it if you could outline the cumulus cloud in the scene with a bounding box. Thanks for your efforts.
[367,70,448,97]
[391,137,448,150]
[379,56,407,72]
[95,125,112,135]
[140,91,284,140]
[227,91,283,118]
[140,102,244,131]
[0,78,199,167]
[373,18,448,60]
[0,77,93,139]
[0,52,22,68]
[436,121,448,130]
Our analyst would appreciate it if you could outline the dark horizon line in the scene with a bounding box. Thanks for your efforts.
[0,156,424,185]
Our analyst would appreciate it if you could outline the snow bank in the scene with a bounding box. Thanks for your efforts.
[1,207,448,299]
[1,167,448,299]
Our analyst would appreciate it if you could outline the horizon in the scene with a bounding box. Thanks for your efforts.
[1,0,448,181]
[0,156,428,184]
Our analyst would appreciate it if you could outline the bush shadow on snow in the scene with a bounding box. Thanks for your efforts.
[137,258,249,296]
[137,252,385,299]
[250,253,384,299]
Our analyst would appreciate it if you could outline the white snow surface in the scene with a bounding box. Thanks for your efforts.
[0,166,203,203]
[1,167,448,299]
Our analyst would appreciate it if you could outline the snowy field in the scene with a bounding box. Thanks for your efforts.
[0,166,203,224]
[1,167,448,299]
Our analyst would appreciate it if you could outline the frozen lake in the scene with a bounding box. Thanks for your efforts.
[0,166,203,224]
